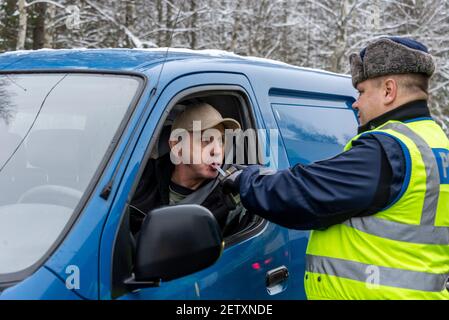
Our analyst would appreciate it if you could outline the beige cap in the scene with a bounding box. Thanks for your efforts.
[171,102,241,132]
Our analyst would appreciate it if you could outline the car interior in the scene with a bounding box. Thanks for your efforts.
[128,91,262,239]
[112,90,267,298]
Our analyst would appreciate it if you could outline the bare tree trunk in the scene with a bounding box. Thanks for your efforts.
[330,0,349,72]
[165,1,172,47]
[125,0,136,47]
[0,0,18,51]
[280,0,289,62]
[189,0,197,49]
[305,0,311,66]
[44,4,55,48]
[33,3,46,49]
[252,1,263,54]
[126,0,136,27]
[230,1,241,51]
[16,0,27,50]
[247,4,253,56]
[115,2,126,47]
[156,0,163,46]
[261,1,272,57]
[217,0,226,48]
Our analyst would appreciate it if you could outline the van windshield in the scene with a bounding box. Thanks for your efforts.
[0,73,141,275]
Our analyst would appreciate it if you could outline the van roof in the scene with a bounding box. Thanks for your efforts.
[0,48,350,79]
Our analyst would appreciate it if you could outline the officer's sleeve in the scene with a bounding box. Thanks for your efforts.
[238,133,405,230]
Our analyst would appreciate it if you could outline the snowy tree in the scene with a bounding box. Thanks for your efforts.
[0,0,447,131]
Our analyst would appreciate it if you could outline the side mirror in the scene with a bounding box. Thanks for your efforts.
[125,204,224,290]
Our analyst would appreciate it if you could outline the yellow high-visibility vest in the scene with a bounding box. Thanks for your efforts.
[305,119,449,300]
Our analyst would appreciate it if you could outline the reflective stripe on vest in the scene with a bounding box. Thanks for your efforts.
[307,254,449,292]
[341,122,449,245]
[383,122,440,225]
[343,217,449,245]
[305,119,449,298]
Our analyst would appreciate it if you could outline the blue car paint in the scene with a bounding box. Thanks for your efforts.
[0,267,83,300]
[99,71,294,300]
[0,49,358,300]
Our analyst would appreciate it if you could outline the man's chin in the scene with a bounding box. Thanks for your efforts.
[205,169,219,179]
[194,168,218,180]
[208,171,219,179]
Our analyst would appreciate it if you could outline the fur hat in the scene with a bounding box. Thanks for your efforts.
[349,37,435,88]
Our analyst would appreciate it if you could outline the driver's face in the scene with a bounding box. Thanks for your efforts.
[189,124,225,179]
[171,124,225,180]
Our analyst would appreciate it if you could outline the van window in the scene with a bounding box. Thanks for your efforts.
[129,92,260,240]
[111,89,264,297]
[272,102,357,165]
[0,73,141,275]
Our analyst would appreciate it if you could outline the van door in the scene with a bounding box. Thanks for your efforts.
[267,89,359,294]
[99,72,300,300]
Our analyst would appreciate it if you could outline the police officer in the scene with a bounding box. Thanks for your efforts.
[223,37,449,299]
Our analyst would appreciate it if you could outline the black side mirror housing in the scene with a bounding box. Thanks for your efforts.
[130,204,223,288]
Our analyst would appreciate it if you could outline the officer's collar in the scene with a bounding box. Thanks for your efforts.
[358,99,431,134]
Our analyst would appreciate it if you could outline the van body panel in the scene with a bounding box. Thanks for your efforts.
[0,267,83,300]
[99,71,297,299]
[0,49,358,300]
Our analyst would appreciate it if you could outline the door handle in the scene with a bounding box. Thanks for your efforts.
[266,265,289,288]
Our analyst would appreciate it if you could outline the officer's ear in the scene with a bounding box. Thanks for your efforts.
[382,77,398,105]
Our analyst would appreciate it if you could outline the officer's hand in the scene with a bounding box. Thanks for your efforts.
[218,164,247,194]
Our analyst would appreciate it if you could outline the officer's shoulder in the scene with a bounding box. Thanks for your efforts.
[353,132,404,158]
[354,132,399,148]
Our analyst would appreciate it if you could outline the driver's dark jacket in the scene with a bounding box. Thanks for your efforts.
[131,153,243,235]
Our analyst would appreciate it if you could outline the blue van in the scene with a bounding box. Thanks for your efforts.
[0,49,358,300]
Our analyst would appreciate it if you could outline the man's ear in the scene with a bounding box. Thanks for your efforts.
[169,139,182,156]
[168,139,176,149]
[383,78,398,105]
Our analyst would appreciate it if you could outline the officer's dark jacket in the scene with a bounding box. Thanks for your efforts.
[238,100,433,230]
[131,153,242,234]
